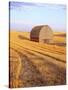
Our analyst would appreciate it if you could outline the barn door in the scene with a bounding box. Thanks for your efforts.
[43,39,50,43]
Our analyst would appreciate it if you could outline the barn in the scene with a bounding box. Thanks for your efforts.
[30,25,53,43]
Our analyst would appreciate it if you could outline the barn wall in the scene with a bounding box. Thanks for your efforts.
[30,25,53,43]
[30,26,41,42]
[39,26,53,43]
[30,36,39,42]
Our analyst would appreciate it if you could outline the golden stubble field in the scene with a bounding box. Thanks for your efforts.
[9,31,66,88]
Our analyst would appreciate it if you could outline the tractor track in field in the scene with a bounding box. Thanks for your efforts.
[9,32,66,88]
[9,44,66,88]
[10,48,47,88]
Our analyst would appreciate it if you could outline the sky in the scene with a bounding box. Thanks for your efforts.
[10,2,66,32]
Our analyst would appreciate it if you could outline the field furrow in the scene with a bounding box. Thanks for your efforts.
[9,31,66,88]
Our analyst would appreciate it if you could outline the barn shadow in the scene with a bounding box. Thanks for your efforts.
[47,42,66,47]
[54,34,66,37]
[18,35,30,40]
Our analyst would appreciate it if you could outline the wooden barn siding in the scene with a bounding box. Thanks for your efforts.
[30,36,39,42]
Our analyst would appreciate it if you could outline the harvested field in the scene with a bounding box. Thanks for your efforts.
[9,31,66,88]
